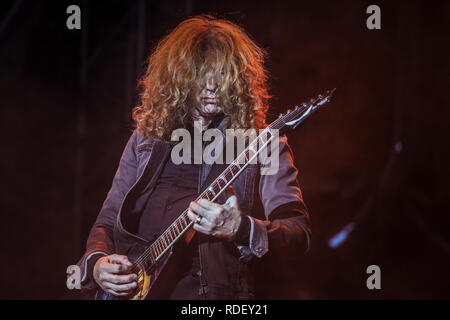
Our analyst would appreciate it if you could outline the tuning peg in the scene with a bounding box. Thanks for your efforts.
[326,88,336,97]
[286,109,292,114]
[294,105,300,110]
[278,113,283,118]
[317,94,324,99]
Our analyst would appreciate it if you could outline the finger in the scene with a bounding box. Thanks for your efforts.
[108,254,133,267]
[225,185,235,198]
[187,210,198,222]
[192,221,213,235]
[189,201,212,218]
[193,222,224,238]
[188,209,212,228]
[100,262,128,274]
[224,195,238,208]
[101,272,138,285]
[196,198,221,210]
[105,288,134,297]
[103,281,137,293]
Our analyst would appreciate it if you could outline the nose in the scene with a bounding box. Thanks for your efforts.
[205,74,217,92]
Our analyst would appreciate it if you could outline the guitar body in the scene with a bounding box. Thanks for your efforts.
[95,243,173,300]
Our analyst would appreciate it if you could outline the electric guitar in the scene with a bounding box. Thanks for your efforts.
[95,88,336,300]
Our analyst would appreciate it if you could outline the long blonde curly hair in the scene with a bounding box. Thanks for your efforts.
[133,14,270,141]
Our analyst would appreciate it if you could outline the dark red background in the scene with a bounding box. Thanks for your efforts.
[1,0,449,299]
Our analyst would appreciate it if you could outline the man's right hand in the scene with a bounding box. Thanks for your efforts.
[93,254,138,297]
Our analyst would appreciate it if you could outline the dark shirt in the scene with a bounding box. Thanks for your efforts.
[137,159,200,242]
[138,156,202,299]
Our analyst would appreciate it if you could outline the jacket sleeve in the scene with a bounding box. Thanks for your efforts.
[74,129,140,290]
[234,135,311,261]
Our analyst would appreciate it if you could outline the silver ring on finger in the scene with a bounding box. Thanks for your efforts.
[196,215,203,225]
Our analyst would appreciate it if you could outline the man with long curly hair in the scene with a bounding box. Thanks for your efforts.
[75,14,311,299]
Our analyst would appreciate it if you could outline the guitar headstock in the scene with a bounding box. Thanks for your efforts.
[273,88,336,132]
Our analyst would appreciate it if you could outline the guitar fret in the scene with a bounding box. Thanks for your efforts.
[149,245,156,258]
[175,219,181,232]
[173,226,178,238]
[257,134,265,148]
[170,226,176,239]
[160,236,167,248]
[155,242,160,254]
[155,241,162,255]
[164,232,170,244]
[164,232,171,244]
[153,244,159,257]
[150,249,157,262]
[248,144,257,158]
[180,217,186,228]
